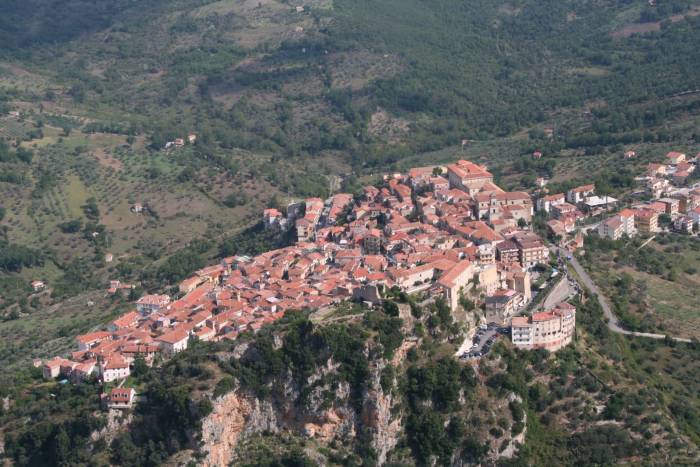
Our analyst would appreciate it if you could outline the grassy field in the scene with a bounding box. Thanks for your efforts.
[0,290,130,372]
[584,234,700,340]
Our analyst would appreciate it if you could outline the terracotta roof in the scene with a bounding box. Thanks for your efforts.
[157,327,189,344]
[437,260,472,288]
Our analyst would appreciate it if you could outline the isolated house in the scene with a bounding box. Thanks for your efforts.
[103,388,136,410]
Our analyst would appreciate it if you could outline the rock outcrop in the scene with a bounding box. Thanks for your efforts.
[197,359,401,466]
[199,392,278,467]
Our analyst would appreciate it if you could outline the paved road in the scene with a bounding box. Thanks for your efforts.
[541,275,575,311]
[557,247,692,344]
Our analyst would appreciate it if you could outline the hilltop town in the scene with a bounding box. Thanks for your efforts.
[39,150,699,408]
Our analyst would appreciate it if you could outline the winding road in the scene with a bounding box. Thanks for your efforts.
[558,247,692,344]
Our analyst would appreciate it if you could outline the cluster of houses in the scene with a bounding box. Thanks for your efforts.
[599,151,699,239]
[33,150,700,404]
[40,159,562,394]
[163,133,197,150]
[536,183,605,249]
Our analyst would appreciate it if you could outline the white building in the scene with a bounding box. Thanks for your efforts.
[136,294,171,315]
[157,327,190,355]
[101,357,130,383]
[511,303,576,352]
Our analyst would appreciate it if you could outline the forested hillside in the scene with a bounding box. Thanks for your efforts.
[2,295,699,465]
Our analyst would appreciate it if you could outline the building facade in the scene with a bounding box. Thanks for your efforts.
[511,303,576,352]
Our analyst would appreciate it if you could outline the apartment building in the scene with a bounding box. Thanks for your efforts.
[566,184,595,204]
[496,240,520,264]
[598,209,635,240]
[512,233,549,268]
[511,303,576,352]
[634,208,659,235]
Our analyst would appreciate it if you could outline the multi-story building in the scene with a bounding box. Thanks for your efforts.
[536,193,565,213]
[263,208,282,229]
[389,263,437,293]
[598,210,635,240]
[512,233,549,268]
[101,356,130,383]
[634,208,659,235]
[690,206,700,226]
[673,191,700,214]
[566,184,595,204]
[477,244,495,265]
[437,260,475,310]
[156,327,190,356]
[658,198,680,216]
[485,289,522,323]
[598,216,624,240]
[511,303,576,352]
[408,166,438,188]
[447,160,493,195]
[646,178,669,199]
[136,294,171,315]
[551,202,577,220]
[475,192,533,223]
[295,217,314,242]
[496,240,520,264]
[673,216,694,234]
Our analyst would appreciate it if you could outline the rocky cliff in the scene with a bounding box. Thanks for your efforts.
[197,358,401,466]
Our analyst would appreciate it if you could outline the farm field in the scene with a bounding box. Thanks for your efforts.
[583,234,700,340]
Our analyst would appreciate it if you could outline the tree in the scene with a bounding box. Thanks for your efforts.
[132,355,149,378]
[15,147,33,163]
[176,167,195,182]
[382,300,399,317]
[82,198,100,221]
[52,427,70,465]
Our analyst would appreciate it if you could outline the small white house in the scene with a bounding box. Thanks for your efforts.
[157,328,190,355]
[101,357,130,383]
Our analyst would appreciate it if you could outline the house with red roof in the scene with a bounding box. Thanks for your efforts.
[156,327,190,355]
[76,331,111,351]
[108,311,140,332]
[136,294,171,315]
[437,260,475,310]
[103,387,136,410]
[666,151,686,165]
[101,356,130,383]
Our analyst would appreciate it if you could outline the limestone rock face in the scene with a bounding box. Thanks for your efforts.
[197,360,402,466]
[199,393,277,467]
[362,386,401,465]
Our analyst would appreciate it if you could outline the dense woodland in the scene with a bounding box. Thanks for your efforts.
[1,0,700,169]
